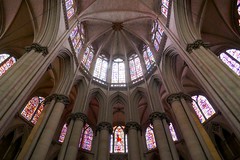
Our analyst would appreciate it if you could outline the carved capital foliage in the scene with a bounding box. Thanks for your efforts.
[125,121,141,134]
[53,94,70,105]
[166,92,192,104]
[149,112,169,124]
[25,43,48,56]
[43,94,55,105]
[96,122,112,133]
[186,40,209,53]
[69,112,87,122]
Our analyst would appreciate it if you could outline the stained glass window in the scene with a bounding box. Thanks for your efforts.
[0,54,16,77]
[145,124,156,150]
[111,58,126,83]
[220,49,240,76]
[70,23,85,55]
[110,126,128,153]
[151,20,164,51]
[143,46,155,70]
[192,95,216,123]
[169,123,178,141]
[65,0,75,19]
[161,0,169,17]
[21,96,45,124]
[93,54,108,81]
[82,45,94,70]
[59,123,68,143]
[79,124,93,151]
[129,54,143,81]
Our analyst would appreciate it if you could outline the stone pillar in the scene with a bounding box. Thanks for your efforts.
[59,112,87,160]
[29,94,70,160]
[167,93,221,160]
[96,122,112,160]
[0,43,50,136]
[149,112,178,160]
[125,122,142,160]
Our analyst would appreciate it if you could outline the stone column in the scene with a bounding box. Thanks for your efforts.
[96,122,112,160]
[149,112,178,160]
[125,122,142,160]
[0,43,50,136]
[30,94,70,160]
[167,93,221,160]
[59,112,87,160]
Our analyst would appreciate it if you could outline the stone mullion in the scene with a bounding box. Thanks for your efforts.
[30,94,70,160]
[125,122,142,160]
[62,112,87,160]
[96,122,112,160]
[17,95,56,160]
[149,112,178,160]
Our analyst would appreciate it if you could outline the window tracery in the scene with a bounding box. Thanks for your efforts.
[220,49,240,76]
[82,45,94,70]
[110,126,128,153]
[145,124,156,150]
[0,54,16,77]
[129,54,143,81]
[143,46,155,70]
[21,96,45,124]
[161,0,169,17]
[112,58,126,83]
[70,23,85,55]
[93,54,108,81]
[192,95,216,123]
[59,123,93,151]
[151,20,164,51]
[64,0,75,19]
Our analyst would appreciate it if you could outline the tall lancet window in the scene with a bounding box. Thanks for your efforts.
[70,23,85,55]
[143,46,155,70]
[21,96,45,124]
[220,49,240,76]
[82,45,94,70]
[192,95,216,123]
[145,124,156,150]
[64,0,75,19]
[112,58,126,83]
[129,54,143,81]
[59,123,68,143]
[93,54,108,81]
[161,0,169,17]
[169,123,178,141]
[110,126,128,153]
[151,20,164,51]
[0,54,16,77]
[79,124,93,151]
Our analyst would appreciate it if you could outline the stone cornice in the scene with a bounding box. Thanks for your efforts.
[69,112,87,122]
[186,40,209,53]
[149,112,169,124]
[166,92,192,104]
[25,43,48,56]
[125,121,141,134]
[96,122,112,133]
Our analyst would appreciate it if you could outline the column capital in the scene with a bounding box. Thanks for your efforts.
[43,94,56,105]
[69,112,87,122]
[149,112,169,124]
[25,43,49,56]
[125,121,141,134]
[166,92,192,104]
[53,94,70,105]
[96,122,112,133]
[186,39,209,53]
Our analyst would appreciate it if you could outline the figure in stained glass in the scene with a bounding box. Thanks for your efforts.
[0,54,16,77]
